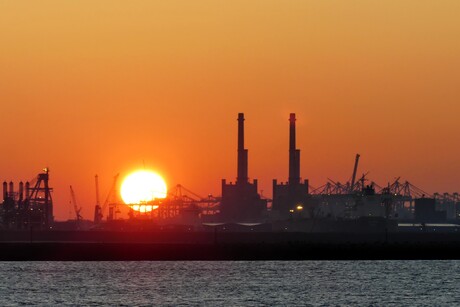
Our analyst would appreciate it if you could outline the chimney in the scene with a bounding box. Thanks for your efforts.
[19,181,24,201]
[9,181,14,198]
[2,181,7,201]
[289,113,300,185]
[237,113,248,184]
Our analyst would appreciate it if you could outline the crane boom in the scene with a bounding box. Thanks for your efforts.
[350,154,360,193]
[70,185,82,221]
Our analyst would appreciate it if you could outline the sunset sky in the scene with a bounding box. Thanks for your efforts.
[1,1,460,220]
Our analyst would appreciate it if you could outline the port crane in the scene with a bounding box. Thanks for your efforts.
[164,184,221,217]
[94,173,120,223]
[69,185,83,222]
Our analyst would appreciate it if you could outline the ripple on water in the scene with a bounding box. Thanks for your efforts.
[0,260,459,306]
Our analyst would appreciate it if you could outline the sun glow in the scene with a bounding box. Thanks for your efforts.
[120,170,167,211]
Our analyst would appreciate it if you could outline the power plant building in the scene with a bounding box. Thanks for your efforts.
[272,113,309,218]
[219,113,267,221]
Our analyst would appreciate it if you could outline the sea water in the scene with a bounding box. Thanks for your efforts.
[0,261,459,306]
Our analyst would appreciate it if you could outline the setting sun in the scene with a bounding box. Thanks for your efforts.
[120,170,167,208]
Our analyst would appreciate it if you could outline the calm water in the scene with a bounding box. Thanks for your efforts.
[0,261,459,306]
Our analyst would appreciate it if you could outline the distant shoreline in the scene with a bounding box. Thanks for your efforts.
[2,242,460,261]
[2,230,460,260]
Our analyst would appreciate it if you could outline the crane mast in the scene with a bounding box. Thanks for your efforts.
[95,175,100,208]
[94,175,102,223]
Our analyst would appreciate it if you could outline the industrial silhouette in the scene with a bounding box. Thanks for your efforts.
[0,113,459,232]
[272,113,309,218]
[219,113,266,221]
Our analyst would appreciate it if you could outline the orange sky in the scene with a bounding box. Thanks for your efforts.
[1,1,460,220]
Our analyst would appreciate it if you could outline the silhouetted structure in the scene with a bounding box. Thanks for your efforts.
[272,113,309,218]
[2,113,459,234]
[220,113,266,221]
[0,168,53,229]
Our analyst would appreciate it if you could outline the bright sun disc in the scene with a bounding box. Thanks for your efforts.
[120,170,167,207]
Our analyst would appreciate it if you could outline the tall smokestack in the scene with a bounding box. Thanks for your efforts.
[289,113,300,185]
[2,181,7,201]
[19,181,24,201]
[237,113,248,184]
[9,181,14,198]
